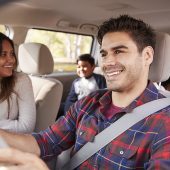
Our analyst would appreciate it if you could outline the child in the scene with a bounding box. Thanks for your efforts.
[64,54,106,113]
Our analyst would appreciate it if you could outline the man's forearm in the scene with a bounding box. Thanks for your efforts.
[0,129,40,156]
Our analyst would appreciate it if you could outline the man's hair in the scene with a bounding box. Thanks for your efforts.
[77,54,95,66]
[97,15,156,52]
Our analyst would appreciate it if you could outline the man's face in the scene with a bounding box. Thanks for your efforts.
[77,60,95,78]
[100,32,152,92]
[0,40,16,78]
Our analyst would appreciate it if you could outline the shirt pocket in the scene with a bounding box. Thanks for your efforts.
[108,142,138,158]
[76,117,98,145]
[76,129,96,145]
[106,141,139,168]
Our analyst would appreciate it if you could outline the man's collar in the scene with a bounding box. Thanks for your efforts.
[99,81,160,113]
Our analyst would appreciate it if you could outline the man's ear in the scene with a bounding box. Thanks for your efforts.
[142,46,154,66]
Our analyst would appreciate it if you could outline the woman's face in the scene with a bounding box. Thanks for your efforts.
[0,40,16,78]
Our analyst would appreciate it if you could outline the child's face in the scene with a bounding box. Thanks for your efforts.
[77,60,95,78]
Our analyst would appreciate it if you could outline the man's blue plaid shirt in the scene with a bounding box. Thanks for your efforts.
[33,82,170,169]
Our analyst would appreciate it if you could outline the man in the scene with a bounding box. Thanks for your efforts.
[64,53,106,113]
[0,15,170,169]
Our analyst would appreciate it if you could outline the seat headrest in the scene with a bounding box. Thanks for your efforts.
[18,42,54,75]
[149,32,170,82]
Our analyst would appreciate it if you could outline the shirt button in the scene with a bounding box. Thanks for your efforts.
[120,150,124,155]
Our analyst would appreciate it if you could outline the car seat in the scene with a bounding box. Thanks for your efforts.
[18,42,63,132]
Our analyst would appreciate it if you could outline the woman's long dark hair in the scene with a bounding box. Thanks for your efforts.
[0,33,17,116]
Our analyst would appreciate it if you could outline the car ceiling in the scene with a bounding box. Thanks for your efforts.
[0,0,170,35]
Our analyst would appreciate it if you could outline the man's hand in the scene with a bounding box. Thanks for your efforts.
[0,148,49,170]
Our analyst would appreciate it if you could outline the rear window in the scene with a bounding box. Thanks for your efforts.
[25,29,93,72]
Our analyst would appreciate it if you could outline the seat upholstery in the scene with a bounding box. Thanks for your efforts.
[18,42,63,132]
[149,32,170,82]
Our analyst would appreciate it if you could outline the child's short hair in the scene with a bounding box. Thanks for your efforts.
[77,54,95,66]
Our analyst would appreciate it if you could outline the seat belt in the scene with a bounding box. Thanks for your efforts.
[61,97,170,170]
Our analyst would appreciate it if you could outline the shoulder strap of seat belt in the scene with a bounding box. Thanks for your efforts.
[61,97,170,170]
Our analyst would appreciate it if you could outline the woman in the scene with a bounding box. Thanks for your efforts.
[0,32,36,133]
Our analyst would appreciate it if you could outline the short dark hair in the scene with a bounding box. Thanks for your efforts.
[97,15,156,52]
[77,54,95,66]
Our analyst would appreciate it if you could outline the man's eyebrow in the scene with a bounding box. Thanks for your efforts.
[100,45,128,53]
[113,45,128,50]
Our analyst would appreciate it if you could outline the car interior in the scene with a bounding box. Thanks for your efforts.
[0,0,170,169]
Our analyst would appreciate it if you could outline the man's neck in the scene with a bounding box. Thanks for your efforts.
[111,81,148,108]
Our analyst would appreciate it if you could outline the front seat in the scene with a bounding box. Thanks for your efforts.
[149,32,170,96]
[149,32,170,82]
[18,42,63,132]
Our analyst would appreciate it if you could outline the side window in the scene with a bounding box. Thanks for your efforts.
[0,25,14,40]
[25,29,93,72]
[0,25,7,34]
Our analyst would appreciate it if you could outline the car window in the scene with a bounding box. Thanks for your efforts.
[25,29,93,72]
[0,25,7,34]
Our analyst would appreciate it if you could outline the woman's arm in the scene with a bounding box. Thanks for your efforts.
[0,129,40,156]
[0,147,47,170]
